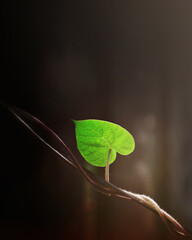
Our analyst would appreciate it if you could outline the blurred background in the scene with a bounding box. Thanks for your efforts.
[1,0,192,239]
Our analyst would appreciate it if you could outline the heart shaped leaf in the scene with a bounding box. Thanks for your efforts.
[73,119,135,167]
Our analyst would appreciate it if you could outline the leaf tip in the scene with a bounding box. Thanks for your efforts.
[71,119,77,124]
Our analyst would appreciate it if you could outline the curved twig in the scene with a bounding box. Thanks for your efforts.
[1,102,191,239]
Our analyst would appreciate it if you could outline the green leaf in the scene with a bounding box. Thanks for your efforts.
[73,119,135,167]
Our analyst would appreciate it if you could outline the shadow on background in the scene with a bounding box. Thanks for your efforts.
[1,0,192,239]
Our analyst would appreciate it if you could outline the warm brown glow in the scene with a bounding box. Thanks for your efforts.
[1,0,192,239]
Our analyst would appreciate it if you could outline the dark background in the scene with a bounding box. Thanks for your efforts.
[1,1,192,239]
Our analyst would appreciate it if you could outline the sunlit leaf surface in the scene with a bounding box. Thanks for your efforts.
[73,119,135,167]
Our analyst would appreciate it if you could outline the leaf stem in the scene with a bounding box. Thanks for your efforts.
[105,149,112,182]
